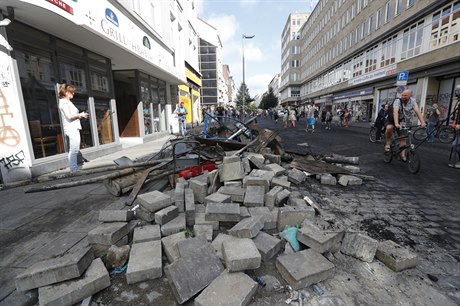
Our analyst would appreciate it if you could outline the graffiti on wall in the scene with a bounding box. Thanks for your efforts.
[0,65,20,147]
[0,150,26,171]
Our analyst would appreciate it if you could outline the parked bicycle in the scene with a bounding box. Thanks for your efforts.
[412,118,456,144]
[384,125,421,174]
[369,122,385,143]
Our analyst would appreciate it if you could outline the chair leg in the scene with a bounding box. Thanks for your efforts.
[40,141,46,157]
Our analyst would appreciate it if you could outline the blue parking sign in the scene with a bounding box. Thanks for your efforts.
[397,71,409,82]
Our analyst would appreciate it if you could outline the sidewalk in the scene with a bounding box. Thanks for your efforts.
[0,134,175,302]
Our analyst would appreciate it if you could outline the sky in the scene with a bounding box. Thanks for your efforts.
[195,0,319,98]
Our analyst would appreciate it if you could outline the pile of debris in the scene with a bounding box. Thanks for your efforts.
[13,129,419,305]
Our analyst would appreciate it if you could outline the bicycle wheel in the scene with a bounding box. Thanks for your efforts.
[369,127,377,143]
[413,127,427,142]
[438,126,455,144]
[406,150,421,174]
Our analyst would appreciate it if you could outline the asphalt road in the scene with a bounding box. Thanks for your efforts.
[257,116,460,252]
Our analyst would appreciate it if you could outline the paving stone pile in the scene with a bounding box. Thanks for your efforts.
[13,151,417,306]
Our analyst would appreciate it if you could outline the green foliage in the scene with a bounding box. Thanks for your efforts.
[259,87,278,110]
[235,83,254,110]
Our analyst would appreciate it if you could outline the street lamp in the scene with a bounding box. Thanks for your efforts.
[242,34,254,118]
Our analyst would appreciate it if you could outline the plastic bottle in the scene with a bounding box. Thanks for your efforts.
[255,276,266,287]
[312,284,324,295]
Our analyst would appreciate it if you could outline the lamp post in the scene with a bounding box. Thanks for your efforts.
[242,34,254,118]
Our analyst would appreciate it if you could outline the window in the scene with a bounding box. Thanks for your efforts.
[407,0,414,9]
[430,2,460,49]
[376,9,382,29]
[385,1,393,23]
[352,53,364,77]
[380,35,397,67]
[291,60,300,67]
[395,0,403,16]
[368,15,374,34]
[365,46,378,73]
[401,21,424,60]
[291,73,300,81]
[362,21,367,39]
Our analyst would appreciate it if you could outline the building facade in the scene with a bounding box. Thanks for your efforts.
[280,12,311,106]
[297,0,460,122]
[0,0,196,183]
[268,73,281,105]
[196,18,225,109]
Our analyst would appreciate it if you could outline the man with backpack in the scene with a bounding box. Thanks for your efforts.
[385,89,426,160]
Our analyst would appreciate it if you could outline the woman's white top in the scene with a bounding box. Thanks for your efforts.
[59,98,81,134]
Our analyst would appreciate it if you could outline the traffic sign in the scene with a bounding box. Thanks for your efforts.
[396,85,405,93]
[396,71,409,86]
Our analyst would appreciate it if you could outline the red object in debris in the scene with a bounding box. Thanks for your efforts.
[178,161,215,179]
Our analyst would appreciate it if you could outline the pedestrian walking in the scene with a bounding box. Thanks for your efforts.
[306,104,317,133]
[325,109,332,130]
[427,103,441,142]
[289,107,297,127]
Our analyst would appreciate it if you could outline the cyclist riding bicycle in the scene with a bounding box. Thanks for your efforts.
[385,89,426,160]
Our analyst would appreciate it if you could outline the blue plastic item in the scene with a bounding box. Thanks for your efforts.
[280,226,300,252]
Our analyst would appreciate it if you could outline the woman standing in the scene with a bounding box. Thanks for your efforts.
[58,84,88,173]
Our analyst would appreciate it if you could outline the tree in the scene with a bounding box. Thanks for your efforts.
[235,83,254,111]
[259,87,278,110]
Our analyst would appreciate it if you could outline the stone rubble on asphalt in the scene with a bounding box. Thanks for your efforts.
[12,149,423,306]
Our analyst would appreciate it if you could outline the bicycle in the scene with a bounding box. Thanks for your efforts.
[412,118,456,144]
[369,122,385,143]
[383,125,421,174]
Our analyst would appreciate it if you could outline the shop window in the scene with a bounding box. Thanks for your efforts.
[141,80,153,135]
[90,65,110,96]
[16,48,62,159]
[95,99,114,144]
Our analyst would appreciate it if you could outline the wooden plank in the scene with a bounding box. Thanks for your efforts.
[290,159,351,175]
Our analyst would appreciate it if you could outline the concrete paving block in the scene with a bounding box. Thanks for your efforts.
[218,186,246,202]
[190,171,209,184]
[263,153,281,164]
[135,206,155,222]
[240,206,251,218]
[38,258,110,306]
[375,240,418,271]
[287,168,307,184]
[161,213,186,236]
[90,235,128,258]
[204,192,232,205]
[205,203,241,222]
[341,231,378,262]
[218,161,244,182]
[189,179,208,204]
[195,270,257,306]
[212,233,238,260]
[132,224,161,244]
[195,213,219,230]
[271,176,291,190]
[229,216,264,239]
[243,176,270,192]
[243,186,265,207]
[297,222,344,253]
[223,156,241,164]
[185,189,195,227]
[15,247,94,292]
[276,249,335,290]
[126,241,162,284]
[161,231,187,263]
[154,205,178,225]
[137,190,172,213]
[289,197,307,208]
[248,207,275,230]
[194,224,213,241]
[262,163,285,176]
[0,289,38,306]
[164,242,224,304]
[252,231,282,262]
[242,157,251,174]
[320,173,337,185]
[338,175,363,186]
[98,210,134,222]
[223,238,261,272]
[275,189,291,206]
[224,180,242,188]
[247,153,265,169]
[174,183,186,212]
[195,204,206,213]
[278,205,316,231]
[265,186,284,210]
[249,169,275,181]
[87,222,128,246]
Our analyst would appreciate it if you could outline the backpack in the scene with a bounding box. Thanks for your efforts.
[386,98,404,123]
